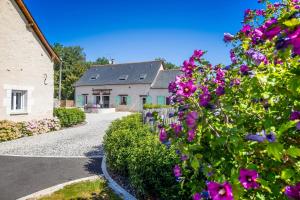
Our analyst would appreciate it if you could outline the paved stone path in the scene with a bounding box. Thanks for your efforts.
[0,112,131,200]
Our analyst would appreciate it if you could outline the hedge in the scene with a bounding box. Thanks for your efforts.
[103,114,185,199]
[54,108,85,127]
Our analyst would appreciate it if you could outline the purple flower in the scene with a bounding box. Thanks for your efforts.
[199,86,211,107]
[264,26,281,40]
[187,129,196,142]
[265,132,276,143]
[173,164,182,177]
[171,123,182,136]
[207,181,234,200]
[230,50,237,64]
[193,193,201,200]
[181,154,188,161]
[216,86,225,96]
[177,80,197,98]
[239,169,260,190]
[186,111,198,129]
[297,122,300,130]
[216,68,225,82]
[246,49,267,65]
[245,134,266,142]
[146,112,152,117]
[255,9,265,16]
[240,64,250,75]
[223,33,234,43]
[193,50,204,59]
[284,182,300,199]
[290,111,300,121]
[168,81,177,93]
[241,24,252,34]
[159,128,168,142]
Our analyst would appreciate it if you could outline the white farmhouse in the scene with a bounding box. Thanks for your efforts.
[74,61,181,111]
[0,0,60,121]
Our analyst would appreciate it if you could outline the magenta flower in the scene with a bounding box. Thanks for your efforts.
[182,59,196,74]
[159,128,168,142]
[186,111,198,129]
[216,86,225,96]
[193,193,201,200]
[264,26,281,40]
[240,64,250,75]
[288,27,300,55]
[223,33,234,43]
[171,123,182,135]
[187,129,196,142]
[285,182,300,199]
[168,81,177,93]
[297,122,300,130]
[239,169,260,190]
[177,80,197,98]
[193,50,204,59]
[207,181,234,200]
[216,68,225,82]
[230,50,237,64]
[241,24,252,34]
[290,111,300,120]
[173,164,182,177]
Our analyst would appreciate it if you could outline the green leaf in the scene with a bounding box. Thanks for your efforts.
[278,121,298,137]
[191,158,200,171]
[257,178,272,193]
[267,142,284,161]
[283,18,300,27]
[287,147,300,158]
[281,168,295,180]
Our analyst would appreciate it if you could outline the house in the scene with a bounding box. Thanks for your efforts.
[0,0,60,121]
[74,61,181,111]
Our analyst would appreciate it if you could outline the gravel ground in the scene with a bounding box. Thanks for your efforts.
[0,112,131,157]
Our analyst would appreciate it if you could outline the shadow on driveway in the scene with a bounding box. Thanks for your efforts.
[0,156,102,200]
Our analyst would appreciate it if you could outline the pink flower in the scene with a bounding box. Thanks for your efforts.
[173,164,182,177]
[241,25,252,34]
[159,128,168,142]
[182,58,196,75]
[230,50,237,64]
[193,50,204,59]
[264,26,281,40]
[239,169,260,189]
[285,182,300,199]
[207,181,234,200]
[216,86,225,96]
[223,33,234,43]
[193,193,201,200]
[177,80,197,97]
[199,86,211,107]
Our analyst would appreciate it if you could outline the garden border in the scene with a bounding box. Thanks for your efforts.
[101,155,137,200]
[17,175,101,200]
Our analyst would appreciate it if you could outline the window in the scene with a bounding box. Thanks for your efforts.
[83,95,88,105]
[139,74,147,80]
[11,90,27,112]
[90,74,99,80]
[118,75,128,80]
[120,95,127,105]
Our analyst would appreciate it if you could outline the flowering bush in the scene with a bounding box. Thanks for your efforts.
[22,118,61,135]
[157,0,300,199]
[0,121,23,141]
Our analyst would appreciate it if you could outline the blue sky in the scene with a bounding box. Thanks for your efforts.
[24,0,263,66]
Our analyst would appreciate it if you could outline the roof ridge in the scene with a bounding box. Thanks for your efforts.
[91,60,162,68]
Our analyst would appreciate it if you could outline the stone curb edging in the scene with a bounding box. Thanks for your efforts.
[17,175,101,200]
[101,155,137,200]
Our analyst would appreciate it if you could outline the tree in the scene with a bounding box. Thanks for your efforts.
[53,43,91,100]
[155,58,179,70]
[93,57,110,65]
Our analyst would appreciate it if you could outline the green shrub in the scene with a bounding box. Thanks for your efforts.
[54,108,85,127]
[143,104,171,109]
[0,120,22,142]
[103,114,184,199]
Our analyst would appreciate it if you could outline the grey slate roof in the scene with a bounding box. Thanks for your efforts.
[151,69,182,89]
[75,61,163,86]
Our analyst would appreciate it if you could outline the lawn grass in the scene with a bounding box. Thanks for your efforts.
[38,178,121,200]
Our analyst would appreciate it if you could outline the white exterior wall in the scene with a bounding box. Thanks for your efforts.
[0,0,54,121]
[75,84,152,112]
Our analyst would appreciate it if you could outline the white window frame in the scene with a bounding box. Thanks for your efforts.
[11,90,27,113]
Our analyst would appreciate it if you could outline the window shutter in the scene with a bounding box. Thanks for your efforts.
[146,96,152,104]
[115,96,120,106]
[127,96,131,105]
[157,96,166,105]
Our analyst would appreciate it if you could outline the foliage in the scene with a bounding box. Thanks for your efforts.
[54,108,86,127]
[103,114,184,199]
[0,120,22,142]
[155,1,300,199]
[143,103,171,109]
[22,118,61,136]
[93,57,110,65]
[38,178,120,200]
[156,57,179,69]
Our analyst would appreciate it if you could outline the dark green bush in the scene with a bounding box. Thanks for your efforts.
[54,108,85,127]
[103,114,184,199]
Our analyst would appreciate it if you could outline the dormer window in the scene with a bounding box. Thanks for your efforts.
[139,74,147,80]
[90,74,99,80]
[118,75,128,80]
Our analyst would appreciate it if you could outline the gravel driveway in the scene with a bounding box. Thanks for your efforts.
[0,112,131,157]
